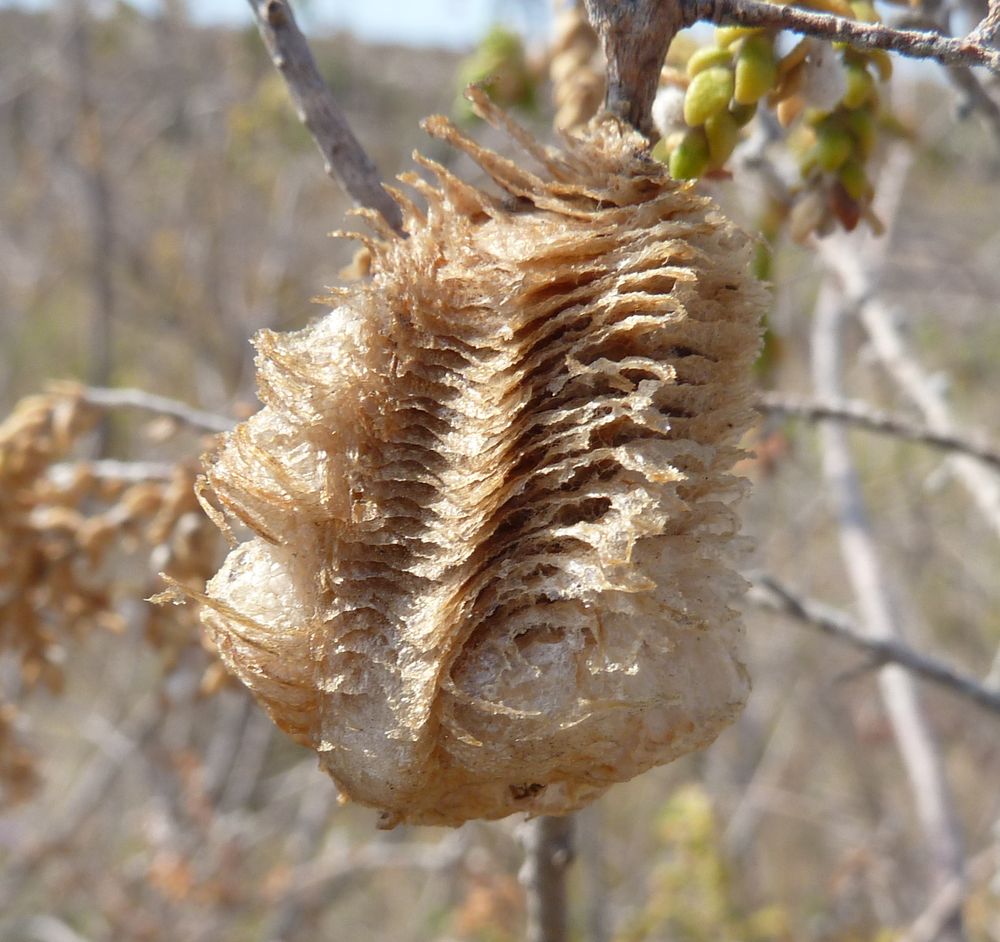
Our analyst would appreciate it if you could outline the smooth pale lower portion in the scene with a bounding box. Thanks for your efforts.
[204,528,750,826]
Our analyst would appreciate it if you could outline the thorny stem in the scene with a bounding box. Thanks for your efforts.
[244,0,404,234]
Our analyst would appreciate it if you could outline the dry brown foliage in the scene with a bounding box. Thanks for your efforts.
[0,384,225,804]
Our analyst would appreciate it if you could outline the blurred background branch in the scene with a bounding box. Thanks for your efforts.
[756,392,1000,470]
[79,385,233,434]
[748,573,1000,716]
[809,160,966,937]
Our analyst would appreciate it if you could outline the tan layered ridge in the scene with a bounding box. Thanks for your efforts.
[198,92,765,827]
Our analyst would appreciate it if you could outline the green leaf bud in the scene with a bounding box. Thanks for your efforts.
[815,124,854,171]
[705,110,741,168]
[715,26,765,48]
[734,35,778,106]
[683,66,735,126]
[669,127,710,179]
[838,159,870,201]
[686,45,733,78]
[842,63,874,109]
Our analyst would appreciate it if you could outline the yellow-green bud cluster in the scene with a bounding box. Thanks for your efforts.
[667,27,775,180]
[658,0,893,235]
[791,37,889,231]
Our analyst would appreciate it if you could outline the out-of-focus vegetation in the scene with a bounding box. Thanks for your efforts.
[1,2,999,941]
[0,2,461,406]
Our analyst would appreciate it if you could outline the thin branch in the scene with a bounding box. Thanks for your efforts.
[855,294,1000,541]
[47,459,180,484]
[0,699,162,909]
[63,2,117,455]
[260,786,335,941]
[244,0,404,234]
[891,7,1000,150]
[899,844,1000,942]
[279,831,467,903]
[756,392,1000,471]
[810,270,966,933]
[684,0,1000,74]
[576,804,611,942]
[814,159,1000,542]
[77,385,233,434]
[748,573,1000,718]
[520,815,575,942]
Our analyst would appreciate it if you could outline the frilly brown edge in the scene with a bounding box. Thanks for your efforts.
[193,89,766,827]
